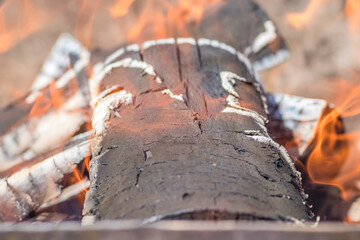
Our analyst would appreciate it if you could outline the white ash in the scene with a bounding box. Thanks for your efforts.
[251,21,277,54]
[92,58,159,87]
[161,89,184,102]
[55,52,90,89]
[176,38,196,45]
[220,71,248,97]
[28,33,89,104]
[104,48,125,66]
[126,44,140,52]
[140,37,177,51]
[272,93,327,154]
[219,70,268,122]
[104,44,140,66]
[253,49,290,72]
[92,90,134,136]
[0,140,90,221]
[197,38,211,46]
[222,91,267,132]
[156,38,176,45]
[222,107,267,132]
[0,91,88,172]
[90,58,161,106]
[144,150,153,160]
[195,38,268,114]
[198,38,237,55]
[198,37,253,80]
[142,40,157,50]
[92,85,123,108]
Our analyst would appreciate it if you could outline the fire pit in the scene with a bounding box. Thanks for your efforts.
[0,0,360,238]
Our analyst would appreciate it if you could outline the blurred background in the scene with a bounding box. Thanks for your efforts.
[0,0,359,106]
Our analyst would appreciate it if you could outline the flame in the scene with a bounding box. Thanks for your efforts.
[127,0,220,42]
[307,80,360,200]
[0,0,51,53]
[109,0,135,18]
[74,0,101,48]
[29,80,71,119]
[345,0,360,34]
[286,0,327,30]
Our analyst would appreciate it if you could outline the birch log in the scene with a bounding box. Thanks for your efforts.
[0,34,91,174]
[0,135,91,222]
[83,38,312,223]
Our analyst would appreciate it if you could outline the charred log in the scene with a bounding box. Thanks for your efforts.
[83,38,311,223]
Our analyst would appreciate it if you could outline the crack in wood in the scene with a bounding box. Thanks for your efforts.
[135,166,143,188]
[175,41,183,83]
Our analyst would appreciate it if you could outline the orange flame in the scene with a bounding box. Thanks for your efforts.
[109,0,135,18]
[28,80,71,119]
[127,0,220,42]
[74,0,101,48]
[345,0,360,34]
[0,0,51,53]
[307,79,360,200]
[286,0,327,30]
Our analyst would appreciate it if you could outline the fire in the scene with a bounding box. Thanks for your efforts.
[126,0,221,42]
[74,0,101,49]
[29,80,71,119]
[307,80,360,201]
[286,0,327,30]
[345,0,360,34]
[0,0,51,53]
[109,0,135,18]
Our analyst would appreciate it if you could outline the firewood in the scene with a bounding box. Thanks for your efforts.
[188,0,289,71]
[37,178,90,213]
[267,93,331,157]
[0,34,91,174]
[83,38,312,223]
[0,137,91,221]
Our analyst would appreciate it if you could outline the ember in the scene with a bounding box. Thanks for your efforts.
[0,0,360,234]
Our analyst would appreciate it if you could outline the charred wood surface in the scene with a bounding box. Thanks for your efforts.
[83,38,311,222]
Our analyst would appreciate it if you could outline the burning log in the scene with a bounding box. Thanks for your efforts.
[83,38,312,223]
[0,34,91,174]
[187,0,289,71]
[0,133,91,221]
[267,93,336,158]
